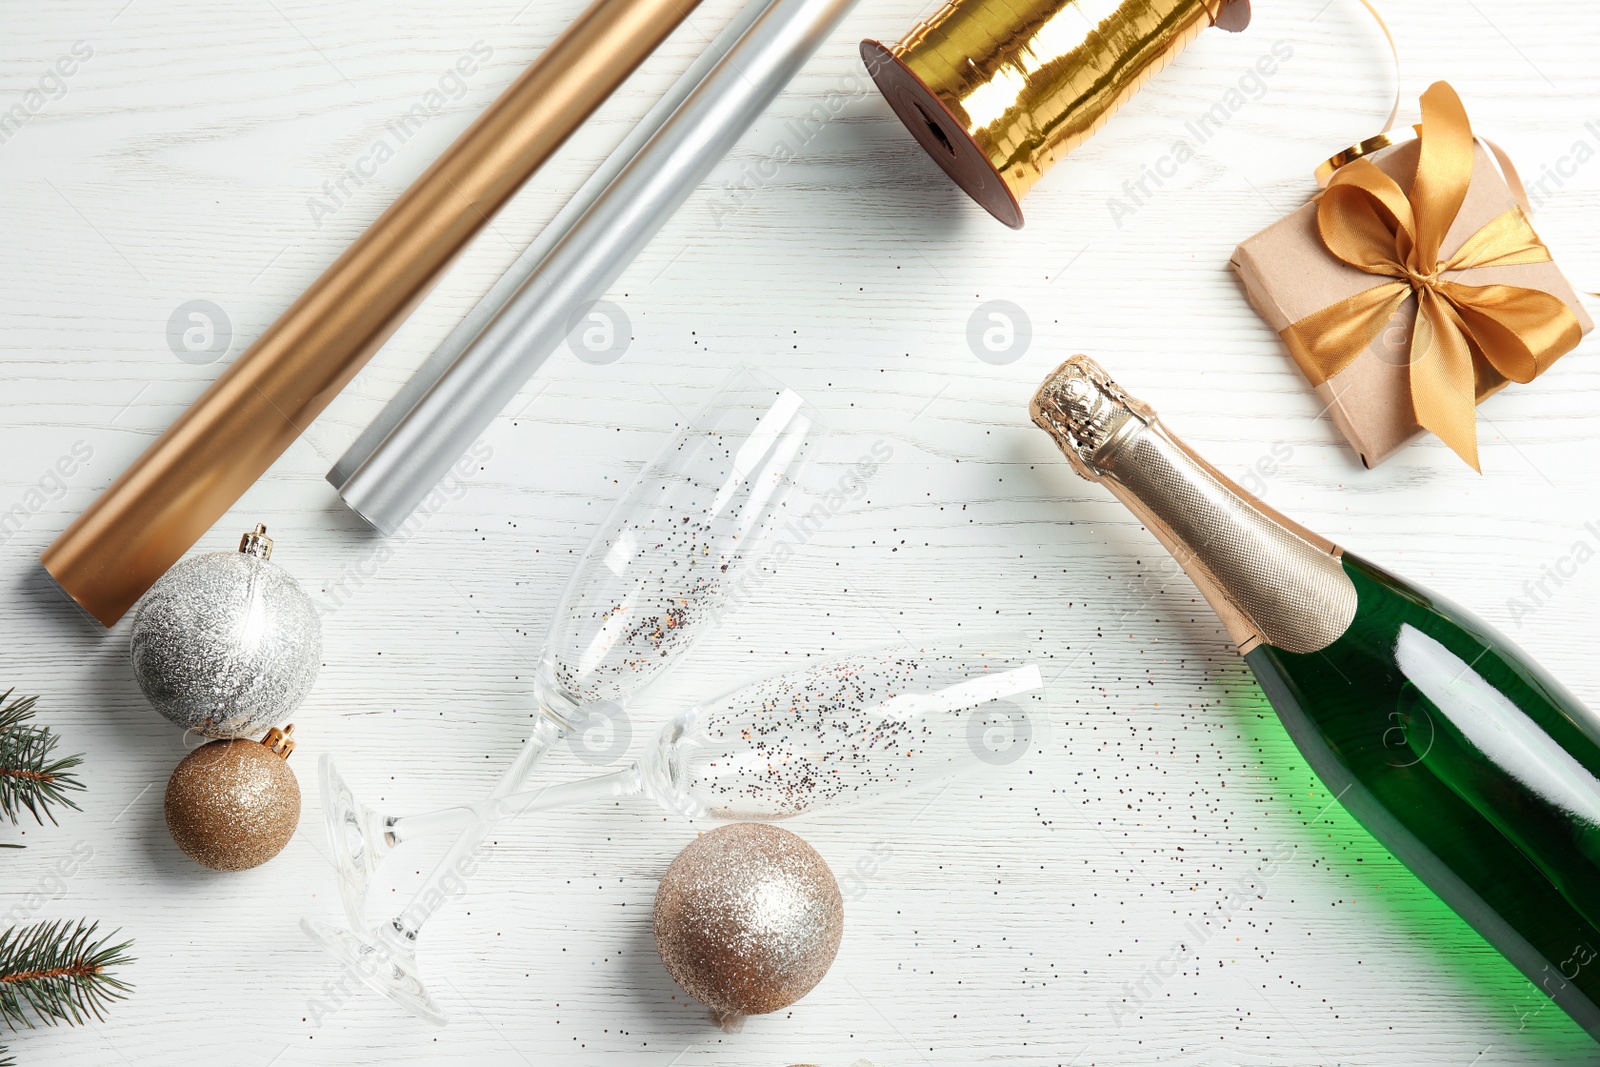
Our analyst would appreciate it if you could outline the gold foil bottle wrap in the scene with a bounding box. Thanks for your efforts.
[1030,356,1357,655]
[41,0,704,627]
[861,0,1251,227]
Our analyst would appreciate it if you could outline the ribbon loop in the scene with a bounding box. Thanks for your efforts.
[1282,81,1583,470]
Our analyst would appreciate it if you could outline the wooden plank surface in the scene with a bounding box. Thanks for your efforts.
[3,0,1600,1063]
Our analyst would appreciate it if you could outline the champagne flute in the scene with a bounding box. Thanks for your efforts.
[335,647,1048,855]
[302,366,822,1024]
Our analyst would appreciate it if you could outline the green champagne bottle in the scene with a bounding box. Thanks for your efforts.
[1031,356,1600,1041]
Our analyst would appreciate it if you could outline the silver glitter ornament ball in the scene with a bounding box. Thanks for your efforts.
[131,526,320,738]
[653,823,843,1020]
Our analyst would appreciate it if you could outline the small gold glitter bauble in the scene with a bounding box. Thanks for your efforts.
[164,725,300,872]
[653,823,843,1020]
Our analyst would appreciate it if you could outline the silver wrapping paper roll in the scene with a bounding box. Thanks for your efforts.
[333,0,860,534]
[326,0,776,491]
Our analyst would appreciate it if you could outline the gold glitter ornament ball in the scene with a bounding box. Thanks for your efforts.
[653,823,843,1019]
[164,726,300,872]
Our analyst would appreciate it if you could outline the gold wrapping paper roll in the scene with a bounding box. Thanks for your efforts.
[861,0,1251,227]
[43,0,703,627]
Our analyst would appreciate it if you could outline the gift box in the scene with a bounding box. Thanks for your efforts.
[1232,83,1592,470]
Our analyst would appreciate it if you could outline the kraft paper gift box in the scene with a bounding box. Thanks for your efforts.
[1231,135,1593,468]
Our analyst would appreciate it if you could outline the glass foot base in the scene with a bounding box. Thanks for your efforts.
[300,916,448,1027]
[319,754,389,926]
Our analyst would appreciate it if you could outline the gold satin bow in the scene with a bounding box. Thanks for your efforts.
[1282,81,1583,470]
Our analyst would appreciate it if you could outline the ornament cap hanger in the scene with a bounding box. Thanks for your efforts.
[263,724,295,760]
[238,524,273,560]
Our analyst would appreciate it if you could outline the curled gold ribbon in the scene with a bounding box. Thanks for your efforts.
[1283,81,1584,471]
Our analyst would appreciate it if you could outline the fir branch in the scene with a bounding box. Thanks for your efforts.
[0,691,85,827]
[0,920,133,1034]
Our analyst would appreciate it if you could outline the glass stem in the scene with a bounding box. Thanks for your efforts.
[386,764,645,845]
[384,714,562,946]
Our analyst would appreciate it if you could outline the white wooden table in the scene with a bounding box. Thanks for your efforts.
[4,1,1600,1063]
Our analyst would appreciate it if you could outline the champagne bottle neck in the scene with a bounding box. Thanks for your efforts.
[1032,358,1358,655]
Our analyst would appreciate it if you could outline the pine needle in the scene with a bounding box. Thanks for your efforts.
[0,690,85,827]
[0,920,133,1034]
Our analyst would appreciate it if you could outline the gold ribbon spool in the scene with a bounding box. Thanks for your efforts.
[861,0,1252,228]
